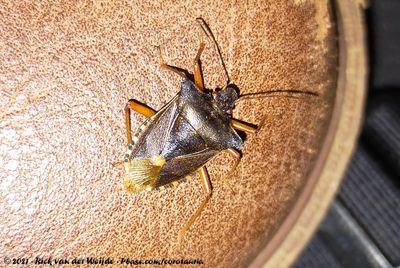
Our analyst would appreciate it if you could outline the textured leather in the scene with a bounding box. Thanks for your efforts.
[0,1,336,267]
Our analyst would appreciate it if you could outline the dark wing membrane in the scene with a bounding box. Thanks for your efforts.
[161,114,208,160]
[156,149,218,187]
[130,96,179,158]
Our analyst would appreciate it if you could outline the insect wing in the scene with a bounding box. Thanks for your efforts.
[129,96,179,159]
[161,112,209,159]
[157,149,217,186]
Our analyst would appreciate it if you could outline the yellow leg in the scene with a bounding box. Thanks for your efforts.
[125,100,156,144]
[193,40,205,92]
[222,148,241,194]
[112,161,124,168]
[157,46,187,79]
[230,118,258,134]
[178,166,212,241]
[196,17,230,84]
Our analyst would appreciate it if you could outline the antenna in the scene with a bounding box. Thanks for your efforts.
[196,18,230,85]
[236,89,318,104]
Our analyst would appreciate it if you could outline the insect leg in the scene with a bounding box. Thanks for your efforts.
[112,161,124,167]
[222,148,241,194]
[193,40,205,92]
[178,166,212,241]
[125,100,156,144]
[157,46,187,79]
[196,18,230,84]
[230,118,258,134]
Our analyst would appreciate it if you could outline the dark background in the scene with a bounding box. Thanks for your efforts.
[294,1,400,267]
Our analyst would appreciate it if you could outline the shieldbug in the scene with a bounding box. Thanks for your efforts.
[114,18,314,240]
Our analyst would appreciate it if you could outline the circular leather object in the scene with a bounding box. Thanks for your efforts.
[0,1,366,267]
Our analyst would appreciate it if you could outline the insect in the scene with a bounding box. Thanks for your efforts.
[114,18,314,240]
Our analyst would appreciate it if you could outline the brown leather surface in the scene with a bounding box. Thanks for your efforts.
[0,1,336,267]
